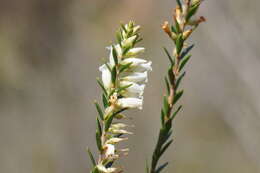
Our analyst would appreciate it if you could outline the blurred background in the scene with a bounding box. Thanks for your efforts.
[0,0,259,173]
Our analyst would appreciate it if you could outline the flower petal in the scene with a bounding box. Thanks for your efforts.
[117,97,143,109]
[121,71,148,83]
[121,58,147,66]
[133,61,152,72]
[99,64,112,89]
[97,164,117,173]
[126,47,145,57]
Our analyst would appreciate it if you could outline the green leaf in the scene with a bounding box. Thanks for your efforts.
[186,4,200,22]
[159,140,173,158]
[175,19,181,33]
[102,94,109,108]
[164,77,170,95]
[155,162,169,173]
[105,62,112,72]
[164,119,173,132]
[135,37,143,44]
[108,88,116,98]
[119,62,132,73]
[179,55,191,71]
[163,47,174,65]
[161,109,165,126]
[112,45,118,65]
[123,45,131,55]
[91,167,99,173]
[180,44,194,59]
[176,0,182,7]
[117,84,132,93]
[171,25,177,33]
[176,34,184,55]
[116,30,122,43]
[95,130,102,151]
[96,78,107,96]
[87,148,96,166]
[163,96,169,116]
[168,67,175,84]
[95,102,104,120]
[171,105,182,120]
[105,108,128,131]
[96,117,102,135]
[120,23,127,33]
[175,72,186,90]
[111,66,117,84]
[173,90,183,105]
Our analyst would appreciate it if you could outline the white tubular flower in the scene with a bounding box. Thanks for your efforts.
[121,57,147,66]
[97,164,117,173]
[122,71,148,83]
[104,144,115,157]
[111,123,128,129]
[109,128,133,135]
[106,137,128,144]
[109,44,122,66]
[126,47,145,57]
[117,97,143,110]
[133,61,152,72]
[115,44,123,58]
[99,64,112,89]
[120,81,145,98]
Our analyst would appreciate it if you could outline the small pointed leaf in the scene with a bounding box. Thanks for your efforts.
[179,55,191,71]
[180,44,194,59]
[155,162,169,173]
[163,47,174,65]
[95,102,104,120]
[175,72,186,90]
[87,148,96,166]
[96,78,107,96]
[111,66,117,84]
[173,90,183,105]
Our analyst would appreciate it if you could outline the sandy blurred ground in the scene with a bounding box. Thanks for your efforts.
[0,0,259,173]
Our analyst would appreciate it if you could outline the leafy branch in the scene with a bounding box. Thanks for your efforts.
[148,1,205,173]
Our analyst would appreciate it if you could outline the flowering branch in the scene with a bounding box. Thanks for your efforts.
[148,1,205,173]
[88,21,152,173]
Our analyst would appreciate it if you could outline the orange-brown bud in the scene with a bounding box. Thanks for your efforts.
[162,21,172,37]
[198,16,206,23]
[183,29,193,40]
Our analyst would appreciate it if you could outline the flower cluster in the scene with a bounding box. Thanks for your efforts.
[90,21,152,173]
[99,27,152,112]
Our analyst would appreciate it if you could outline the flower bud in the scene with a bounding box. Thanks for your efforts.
[183,29,192,40]
[122,35,137,48]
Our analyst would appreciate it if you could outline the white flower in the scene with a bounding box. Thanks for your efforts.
[104,144,115,157]
[109,44,123,66]
[97,164,117,173]
[121,57,147,66]
[120,81,145,97]
[99,64,112,89]
[106,137,128,144]
[117,97,143,109]
[121,71,148,83]
[109,128,133,135]
[132,61,152,72]
[111,123,128,129]
[126,47,145,57]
